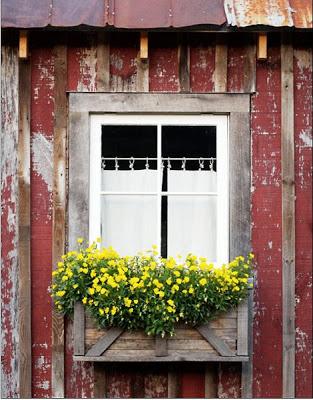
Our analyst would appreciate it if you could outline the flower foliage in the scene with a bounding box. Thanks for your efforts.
[51,239,254,337]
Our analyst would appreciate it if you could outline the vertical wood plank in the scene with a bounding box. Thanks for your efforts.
[229,112,251,258]
[242,38,256,93]
[18,58,32,399]
[73,302,85,356]
[237,298,249,355]
[52,43,67,398]
[241,286,254,398]
[96,32,110,91]
[214,34,228,92]
[204,364,217,398]
[136,56,149,92]
[281,33,295,399]
[178,33,190,93]
[167,368,180,398]
[1,42,20,399]
[94,364,107,398]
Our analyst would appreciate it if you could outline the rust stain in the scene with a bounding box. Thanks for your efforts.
[224,0,312,28]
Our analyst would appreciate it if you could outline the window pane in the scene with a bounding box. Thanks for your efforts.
[101,195,158,255]
[166,168,217,261]
[101,125,157,192]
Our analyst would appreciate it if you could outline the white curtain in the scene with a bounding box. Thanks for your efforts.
[168,170,217,262]
[101,170,158,255]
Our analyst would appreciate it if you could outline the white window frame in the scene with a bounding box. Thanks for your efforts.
[89,114,229,265]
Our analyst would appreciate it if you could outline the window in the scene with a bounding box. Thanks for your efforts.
[68,93,250,269]
[89,114,228,265]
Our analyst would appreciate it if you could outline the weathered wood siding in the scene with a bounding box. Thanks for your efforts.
[1,31,312,398]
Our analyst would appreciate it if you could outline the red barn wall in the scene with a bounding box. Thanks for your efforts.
[1,31,312,398]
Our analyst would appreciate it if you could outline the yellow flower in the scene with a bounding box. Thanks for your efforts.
[57,262,64,267]
[167,306,175,313]
[183,276,190,283]
[105,307,110,314]
[111,306,117,315]
[82,297,87,304]
[166,278,172,285]
[99,308,104,315]
[199,278,207,286]
[52,270,58,276]
[189,287,194,294]
[174,270,180,277]
[129,308,134,313]
[176,278,182,284]
[56,290,66,297]
[62,275,68,282]
[89,288,95,295]
[77,237,84,244]
[58,305,63,310]
[167,299,174,306]
[90,270,97,278]
[158,291,165,298]
[154,288,159,295]
[134,299,138,304]
[73,284,78,289]
[124,297,132,307]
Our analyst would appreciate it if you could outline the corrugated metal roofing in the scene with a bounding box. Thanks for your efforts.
[1,0,312,29]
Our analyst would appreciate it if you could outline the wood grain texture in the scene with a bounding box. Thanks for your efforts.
[86,327,123,357]
[167,368,180,398]
[52,43,67,398]
[197,325,235,357]
[237,298,249,355]
[229,111,251,259]
[69,92,250,113]
[241,286,254,398]
[18,58,31,399]
[96,32,110,91]
[205,364,217,398]
[214,34,228,92]
[155,336,168,357]
[73,303,85,356]
[281,33,295,399]
[94,364,107,398]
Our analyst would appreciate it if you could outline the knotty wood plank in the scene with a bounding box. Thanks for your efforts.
[178,33,190,93]
[18,57,32,399]
[214,34,228,92]
[96,32,110,91]
[86,327,124,357]
[155,336,168,357]
[197,325,235,357]
[73,302,85,355]
[52,43,67,398]
[281,33,295,399]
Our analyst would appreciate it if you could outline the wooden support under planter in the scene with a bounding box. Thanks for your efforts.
[73,295,251,362]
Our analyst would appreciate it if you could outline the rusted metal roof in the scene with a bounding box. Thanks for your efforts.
[1,0,312,29]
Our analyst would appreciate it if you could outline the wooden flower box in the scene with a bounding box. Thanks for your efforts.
[73,292,252,362]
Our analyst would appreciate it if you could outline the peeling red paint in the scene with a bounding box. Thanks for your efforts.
[31,40,55,398]
[109,33,139,92]
[149,33,179,92]
[294,38,312,398]
[190,34,215,93]
[218,363,241,398]
[251,35,283,398]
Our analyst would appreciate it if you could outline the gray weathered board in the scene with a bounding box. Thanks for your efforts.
[73,300,250,362]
